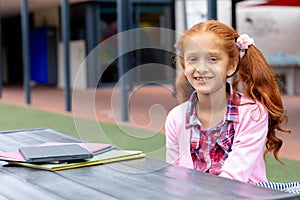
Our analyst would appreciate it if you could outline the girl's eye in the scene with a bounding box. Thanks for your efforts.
[186,57,198,63]
[208,57,217,63]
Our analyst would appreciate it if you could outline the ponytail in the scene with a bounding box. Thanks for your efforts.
[232,45,291,163]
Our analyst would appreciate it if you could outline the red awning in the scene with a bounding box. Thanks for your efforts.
[251,0,300,6]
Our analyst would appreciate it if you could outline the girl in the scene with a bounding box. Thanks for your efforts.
[165,20,292,185]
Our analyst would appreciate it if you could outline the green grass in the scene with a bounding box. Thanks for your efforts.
[0,102,299,182]
[266,156,300,182]
[0,103,166,161]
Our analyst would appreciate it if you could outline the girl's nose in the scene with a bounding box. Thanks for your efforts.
[195,65,207,73]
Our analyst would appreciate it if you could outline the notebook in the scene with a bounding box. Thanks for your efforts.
[9,150,145,171]
[19,144,93,163]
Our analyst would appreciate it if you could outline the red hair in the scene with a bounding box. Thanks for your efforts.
[175,20,290,163]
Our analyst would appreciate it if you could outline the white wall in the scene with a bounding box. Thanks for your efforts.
[175,0,232,34]
[236,4,300,56]
[58,40,87,89]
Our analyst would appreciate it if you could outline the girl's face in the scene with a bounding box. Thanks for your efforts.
[183,32,236,96]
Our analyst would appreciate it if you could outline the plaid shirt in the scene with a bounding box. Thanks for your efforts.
[186,83,241,175]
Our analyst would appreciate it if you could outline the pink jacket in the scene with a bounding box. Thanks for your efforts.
[165,93,268,183]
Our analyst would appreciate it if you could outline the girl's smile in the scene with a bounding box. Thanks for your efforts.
[193,75,212,84]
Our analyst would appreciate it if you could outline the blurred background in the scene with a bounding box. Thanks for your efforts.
[0,0,299,92]
[0,0,299,182]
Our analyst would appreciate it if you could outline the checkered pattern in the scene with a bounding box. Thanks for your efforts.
[186,83,240,175]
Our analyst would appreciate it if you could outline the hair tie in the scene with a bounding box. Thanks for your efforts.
[236,34,255,51]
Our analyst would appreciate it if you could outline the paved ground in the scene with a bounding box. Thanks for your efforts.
[0,84,299,161]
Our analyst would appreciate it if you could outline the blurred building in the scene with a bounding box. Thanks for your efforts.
[0,0,176,89]
[5,1,287,91]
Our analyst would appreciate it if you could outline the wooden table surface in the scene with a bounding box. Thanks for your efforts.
[0,128,298,200]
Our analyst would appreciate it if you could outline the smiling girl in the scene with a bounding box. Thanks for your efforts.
[165,20,291,184]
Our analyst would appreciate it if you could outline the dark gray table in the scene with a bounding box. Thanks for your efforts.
[0,128,299,200]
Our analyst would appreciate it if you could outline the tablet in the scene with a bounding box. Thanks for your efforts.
[19,144,93,163]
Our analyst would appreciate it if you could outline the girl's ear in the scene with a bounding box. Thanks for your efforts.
[227,59,238,78]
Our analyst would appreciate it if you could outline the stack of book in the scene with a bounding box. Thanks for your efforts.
[0,142,145,171]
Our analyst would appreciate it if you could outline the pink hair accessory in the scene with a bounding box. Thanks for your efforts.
[236,34,255,51]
